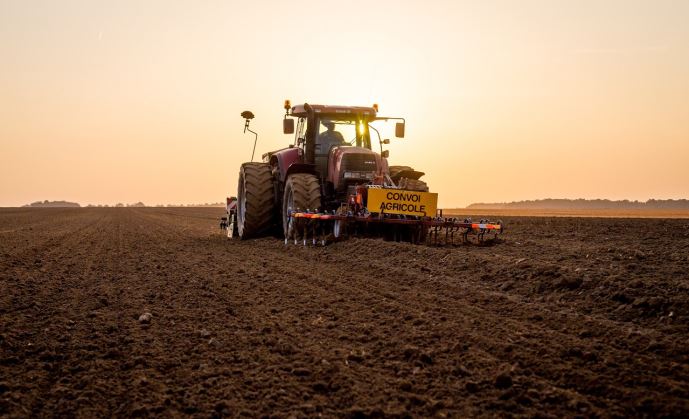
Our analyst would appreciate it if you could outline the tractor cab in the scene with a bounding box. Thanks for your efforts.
[312,116,373,179]
[284,103,398,195]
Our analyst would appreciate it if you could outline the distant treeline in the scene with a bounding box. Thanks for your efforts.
[23,201,225,208]
[86,202,146,208]
[24,200,80,208]
[467,199,689,210]
[85,202,224,208]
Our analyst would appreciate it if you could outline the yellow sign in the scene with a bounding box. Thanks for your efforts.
[367,188,438,217]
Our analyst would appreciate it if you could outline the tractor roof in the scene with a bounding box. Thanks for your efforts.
[290,104,377,118]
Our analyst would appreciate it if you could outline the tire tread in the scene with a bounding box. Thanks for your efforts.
[238,163,275,238]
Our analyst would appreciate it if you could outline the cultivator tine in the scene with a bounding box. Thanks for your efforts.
[286,209,331,246]
[477,219,487,244]
[311,222,316,245]
[285,212,294,245]
[319,222,327,246]
[319,217,329,246]
[283,210,503,247]
[445,222,456,245]
[293,209,301,245]
[311,211,319,246]
[302,214,308,246]
[316,219,324,246]
[451,224,461,244]
[418,216,504,246]
[429,224,441,246]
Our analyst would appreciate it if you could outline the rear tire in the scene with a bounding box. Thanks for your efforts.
[282,174,321,237]
[237,163,275,239]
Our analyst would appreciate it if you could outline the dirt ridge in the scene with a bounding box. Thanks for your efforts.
[1,208,688,417]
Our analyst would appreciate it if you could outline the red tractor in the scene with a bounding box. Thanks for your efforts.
[224,101,502,245]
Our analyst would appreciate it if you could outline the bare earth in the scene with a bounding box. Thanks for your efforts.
[1,208,689,418]
[445,208,689,219]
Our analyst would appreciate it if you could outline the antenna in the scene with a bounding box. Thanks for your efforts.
[240,110,258,162]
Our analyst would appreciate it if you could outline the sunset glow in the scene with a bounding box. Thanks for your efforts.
[1,0,688,207]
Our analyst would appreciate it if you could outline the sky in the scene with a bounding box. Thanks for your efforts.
[1,0,688,207]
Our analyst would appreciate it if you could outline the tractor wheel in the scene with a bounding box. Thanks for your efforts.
[237,163,275,239]
[282,173,321,237]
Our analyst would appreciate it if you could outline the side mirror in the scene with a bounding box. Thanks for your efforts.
[283,118,295,134]
[395,122,405,138]
[382,138,390,144]
[381,150,389,158]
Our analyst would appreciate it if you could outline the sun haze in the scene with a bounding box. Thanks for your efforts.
[1,0,688,207]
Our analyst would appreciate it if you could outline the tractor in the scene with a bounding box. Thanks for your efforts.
[223,101,503,245]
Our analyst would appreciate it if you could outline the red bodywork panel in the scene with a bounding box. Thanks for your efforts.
[328,146,388,189]
[266,145,389,187]
[265,147,303,182]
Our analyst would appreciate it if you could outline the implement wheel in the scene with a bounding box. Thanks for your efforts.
[282,173,321,237]
[237,163,275,239]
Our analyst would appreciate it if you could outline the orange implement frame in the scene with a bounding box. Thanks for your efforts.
[289,211,504,246]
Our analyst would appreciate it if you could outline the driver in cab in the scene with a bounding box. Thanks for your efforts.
[316,120,345,155]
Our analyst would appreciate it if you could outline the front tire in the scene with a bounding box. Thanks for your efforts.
[282,173,321,237]
[237,163,275,239]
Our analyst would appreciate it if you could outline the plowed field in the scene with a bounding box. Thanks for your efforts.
[2,208,689,417]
